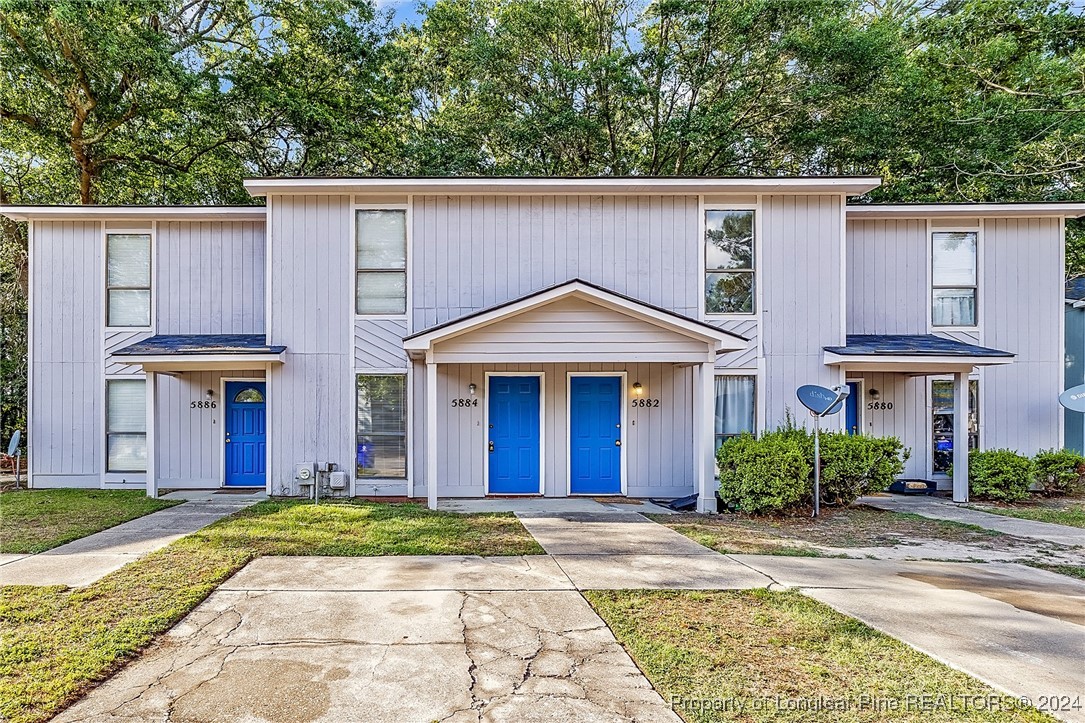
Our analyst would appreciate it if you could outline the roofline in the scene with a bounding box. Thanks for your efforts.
[243,175,883,197]
[846,202,1085,219]
[0,205,266,222]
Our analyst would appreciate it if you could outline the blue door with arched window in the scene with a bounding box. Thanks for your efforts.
[225,381,266,486]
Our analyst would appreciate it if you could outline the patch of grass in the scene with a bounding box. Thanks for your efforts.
[0,500,541,723]
[652,506,1001,557]
[0,490,180,554]
[586,589,1053,723]
[969,499,1085,529]
[1025,563,1085,580]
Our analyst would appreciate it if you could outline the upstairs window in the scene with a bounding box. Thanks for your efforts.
[932,231,977,327]
[705,210,755,314]
[106,234,151,327]
[356,210,407,315]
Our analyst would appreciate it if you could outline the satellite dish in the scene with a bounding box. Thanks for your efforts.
[797,385,848,416]
[1059,384,1085,413]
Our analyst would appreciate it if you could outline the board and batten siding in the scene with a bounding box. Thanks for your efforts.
[156,221,266,334]
[431,363,693,498]
[761,195,846,430]
[846,219,928,335]
[30,221,103,487]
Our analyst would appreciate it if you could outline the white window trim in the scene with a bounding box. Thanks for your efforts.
[355,371,410,482]
[712,370,758,445]
[482,371,546,496]
[565,371,628,497]
[701,200,761,320]
[928,221,981,333]
[353,203,410,321]
[103,376,149,477]
[102,225,156,332]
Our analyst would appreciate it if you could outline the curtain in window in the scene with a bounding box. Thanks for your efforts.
[714,375,755,449]
[357,375,407,478]
[107,379,146,472]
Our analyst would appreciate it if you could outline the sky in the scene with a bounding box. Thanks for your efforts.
[375,0,425,27]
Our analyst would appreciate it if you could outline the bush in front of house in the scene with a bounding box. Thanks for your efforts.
[817,432,910,506]
[716,431,811,513]
[968,449,1034,502]
[1032,449,1085,496]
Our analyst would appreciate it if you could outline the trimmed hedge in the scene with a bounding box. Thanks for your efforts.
[967,449,1034,502]
[1032,448,1085,497]
[817,433,909,506]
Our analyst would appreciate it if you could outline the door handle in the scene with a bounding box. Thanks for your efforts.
[488,441,494,452]
[615,439,621,447]
[225,439,231,443]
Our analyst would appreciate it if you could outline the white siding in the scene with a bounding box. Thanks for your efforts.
[846,219,928,334]
[850,372,931,480]
[30,221,102,487]
[355,319,409,368]
[761,195,845,429]
[156,221,265,334]
[430,363,693,498]
[267,195,354,493]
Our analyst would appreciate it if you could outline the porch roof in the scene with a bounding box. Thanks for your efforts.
[112,334,286,371]
[823,334,1014,373]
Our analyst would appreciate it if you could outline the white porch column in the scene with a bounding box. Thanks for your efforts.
[952,370,969,503]
[695,361,715,513]
[426,361,438,510]
[145,371,158,498]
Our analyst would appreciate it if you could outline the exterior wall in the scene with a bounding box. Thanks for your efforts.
[849,372,936,481]
[29,221,103,487]
[846,219,928,334]
[267,195,354,494]
[430,363,693,498]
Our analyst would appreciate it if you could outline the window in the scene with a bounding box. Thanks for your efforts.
[357,374,407,478]
[705,210,754,314]
[931,379,979,474]
[106,233,152,327]
[932,231,977,326]
[356,210,407,314]
[714,375,755,450]
[107,379,146,472]
[233,387,264,403]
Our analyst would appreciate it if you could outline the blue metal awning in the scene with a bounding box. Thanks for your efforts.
[113,334,286,356]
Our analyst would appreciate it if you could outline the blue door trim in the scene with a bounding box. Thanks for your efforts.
[224,380,267,487]
[568,374,623,495]
[487,374,543,495]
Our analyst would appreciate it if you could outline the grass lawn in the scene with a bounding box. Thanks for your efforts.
[587,589,1054,722]
[653,506,1002,557]
[968,496,1085,529]
[0,499,541,723]
[0,489,180,554]
[1026,562,1085,580]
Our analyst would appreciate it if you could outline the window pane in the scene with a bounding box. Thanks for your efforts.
[705,210,754,270]
[233,388,264,403]
[705,272,753,314]
[931,379,979,474]
[714,375,755,442]
[932,288,975,326]
[357,210,406,270]
[107,234,151,286]
[932,232,976,286]
[108,433,147,472]
[108,380,146,433]
[108,289,151,327]
[356,271,406,314]
[357,375,407,478]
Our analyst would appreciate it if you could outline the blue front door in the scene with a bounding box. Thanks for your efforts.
[488,376,541,494]
[845,381,860,435]
[225,381,267,487]
[569,376,622,495]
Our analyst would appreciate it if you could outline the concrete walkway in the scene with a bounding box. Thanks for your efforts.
[0,491,263,587]
[861,494,1085,547]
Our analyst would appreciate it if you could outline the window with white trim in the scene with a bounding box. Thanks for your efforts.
[931,378,979,474]
[714,375,755,450]
[357,374,407,478]
[356,210,407,314]
[705,210,755,314]
[931,231,977,326]
[107,379,146,472]
[106,233,152,327]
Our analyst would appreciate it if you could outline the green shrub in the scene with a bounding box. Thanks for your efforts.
[968,449,1034,502]
[716,431,811,513]
[817,433,909,506]
[1032,449,1085,496]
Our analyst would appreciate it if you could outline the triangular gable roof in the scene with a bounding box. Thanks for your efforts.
[403,279,747,358]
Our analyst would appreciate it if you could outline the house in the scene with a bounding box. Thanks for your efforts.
[2,178,1079,512]
[1064,278,1085,453]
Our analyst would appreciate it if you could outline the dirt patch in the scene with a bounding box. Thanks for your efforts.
[899,569,1085,626]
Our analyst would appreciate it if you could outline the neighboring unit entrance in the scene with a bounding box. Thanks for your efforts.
[224,381,267,487]
[845,381,860,435]
[488,376,542,494]
[569,376,622,495]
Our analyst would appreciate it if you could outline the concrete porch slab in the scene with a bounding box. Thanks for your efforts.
[221,555,575,592]
[439,497,677,515]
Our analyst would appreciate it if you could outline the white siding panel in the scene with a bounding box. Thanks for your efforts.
[845,219,927,334]
[355,319,408,368]
[157,221,265,334]
[30,221,102,481]
[105,330,153,376]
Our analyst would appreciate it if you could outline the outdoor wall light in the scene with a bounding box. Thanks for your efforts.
[205,389,214,400]
[468,383,477,396]
[632,382,643,395]
[868,388,880,400]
